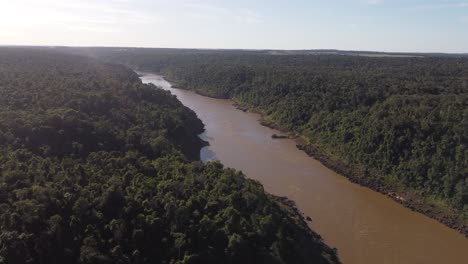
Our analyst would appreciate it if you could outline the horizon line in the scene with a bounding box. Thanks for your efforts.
[1,44,467,56]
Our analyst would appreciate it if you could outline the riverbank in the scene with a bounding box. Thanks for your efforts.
[140,73,342,263]
[142,73,468,264]
[168,78,467,237]
[272,195,340,263]
[294,143,467,236]
[252,107,468,237]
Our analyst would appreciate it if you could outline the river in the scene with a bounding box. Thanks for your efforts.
[140,73,468,264]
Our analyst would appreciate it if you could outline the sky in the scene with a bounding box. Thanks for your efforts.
[0,0,467,53]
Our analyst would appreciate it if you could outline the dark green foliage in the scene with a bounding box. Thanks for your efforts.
[85,48,467,216]
[0,48,337,264]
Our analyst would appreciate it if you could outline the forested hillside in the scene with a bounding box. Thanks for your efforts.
[78,47,468,233]
[0,48,338,264]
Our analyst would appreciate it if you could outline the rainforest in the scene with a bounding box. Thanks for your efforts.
[75,47,467,233]
[0,48,338,264]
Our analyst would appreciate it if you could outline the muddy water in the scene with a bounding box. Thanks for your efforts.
[141,73,468,264]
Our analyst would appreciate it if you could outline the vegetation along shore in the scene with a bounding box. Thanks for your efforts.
[0,48,339,264]
[73,47,467,236]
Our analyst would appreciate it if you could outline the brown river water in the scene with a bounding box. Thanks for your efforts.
[140,73,468,264]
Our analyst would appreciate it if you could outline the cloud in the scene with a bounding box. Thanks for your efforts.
[184,3,263,24]
[66,25,118,33]
[347,23,359,30]
[367,0,383,5]
[0,0,162,33]
[413,1,468,10]
[233,9,263,24]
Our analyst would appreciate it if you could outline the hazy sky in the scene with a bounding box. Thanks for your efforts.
[0,0,467,52]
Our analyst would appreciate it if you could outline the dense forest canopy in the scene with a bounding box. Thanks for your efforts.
[76,47,468,227]
[0,48,338,264]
